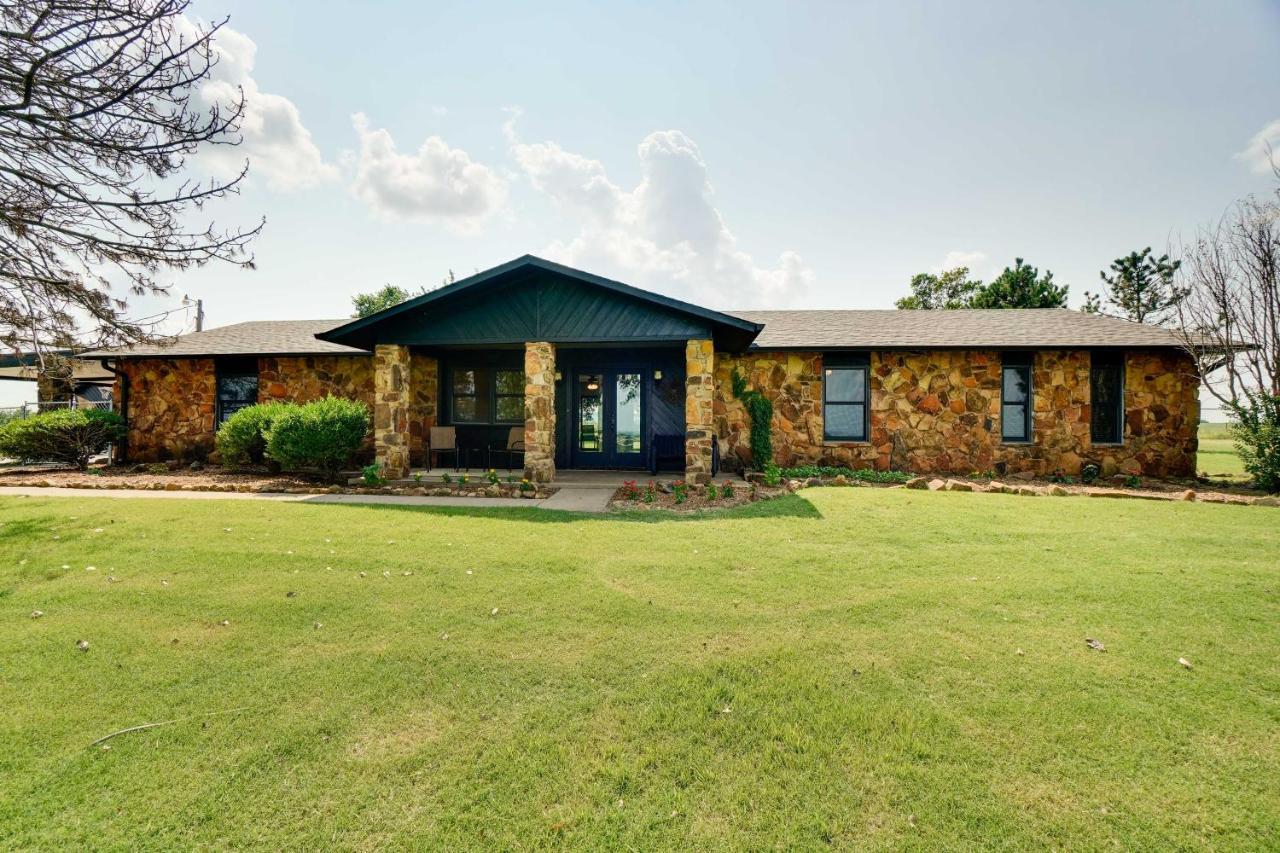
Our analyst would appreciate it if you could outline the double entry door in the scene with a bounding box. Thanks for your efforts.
[572,368,645,468]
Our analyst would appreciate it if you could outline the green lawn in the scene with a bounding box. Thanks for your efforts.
[1,492,1277,849]
[1197,422,1248,481]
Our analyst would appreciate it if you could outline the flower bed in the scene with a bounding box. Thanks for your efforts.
[609,478,783,512]
[0,463,556,499]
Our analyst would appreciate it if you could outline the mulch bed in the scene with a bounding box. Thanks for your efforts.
[0,464,555,498]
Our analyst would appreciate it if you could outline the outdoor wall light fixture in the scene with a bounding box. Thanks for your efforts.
[554,370,562,381]
[654,369,663,380]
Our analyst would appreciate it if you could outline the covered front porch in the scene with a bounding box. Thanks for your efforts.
[315,256,760,484]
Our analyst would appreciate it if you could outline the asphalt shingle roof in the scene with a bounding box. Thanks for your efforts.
[729,308,1184,350]
[79,320,363,358]
[80,309,1186,359]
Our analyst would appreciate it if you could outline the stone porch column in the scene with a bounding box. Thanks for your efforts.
[523,341,556,483]
[685,338,715,483]
[374,344,411,479]
[408,353,438,466]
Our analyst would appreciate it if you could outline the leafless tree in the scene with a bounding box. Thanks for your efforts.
[0,0,261,366]
[1175,153,1279,408]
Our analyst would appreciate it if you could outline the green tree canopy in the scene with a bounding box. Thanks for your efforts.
[970,258,1069,308]
[351,284,416,318]
[895,267,983,309]
[1085,247,1184,323]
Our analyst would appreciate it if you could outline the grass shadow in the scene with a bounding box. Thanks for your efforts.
[313,493,823,524]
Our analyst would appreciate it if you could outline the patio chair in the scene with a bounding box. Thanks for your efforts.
[488,426,525,472]
[428,426,459,471]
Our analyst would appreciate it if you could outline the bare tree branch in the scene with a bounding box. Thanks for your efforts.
[0,0,262,366]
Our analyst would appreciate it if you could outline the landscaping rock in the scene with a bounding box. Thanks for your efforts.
[1017,487,1038,496]
[1178,657,1193,669]
[905,476,929,490]
[188,461,204,471]
[1010,471,1036,481]
[806,477,822,488]
[1049,485,1070,496]
[984,481,1009,493]
[944,479,973,492]
[1178,489,1197,501]
[1251,496,1280,507]
[1085,638,1106,652]
[927,478,947,491]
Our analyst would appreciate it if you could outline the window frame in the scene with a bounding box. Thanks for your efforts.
[1089,350,1125,445]
[822,352,870,443]
[448,365,525,426]
[1000,353,1034,444]
[214,357,259,427]
[493,368,525,425]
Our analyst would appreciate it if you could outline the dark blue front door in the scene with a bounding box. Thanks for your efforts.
[572,368,645,468]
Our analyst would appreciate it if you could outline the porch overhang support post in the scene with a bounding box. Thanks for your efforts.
[685,338,715,484]
[524,341,556,483]
[374,344,411,479]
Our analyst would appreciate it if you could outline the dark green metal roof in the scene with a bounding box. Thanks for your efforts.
[317,255,763,351]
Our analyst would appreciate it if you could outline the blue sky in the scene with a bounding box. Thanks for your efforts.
[4,0,1278,407]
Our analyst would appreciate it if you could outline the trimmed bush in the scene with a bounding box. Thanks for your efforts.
[216,402,290,467]
[264,396,370,478]
[777,465,912,484]
[0,408,125,470]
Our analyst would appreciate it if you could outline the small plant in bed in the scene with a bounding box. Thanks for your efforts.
[777,465,911,485]
[672,480,689,504]
[721,480,734,499]
[619,480,641,500]
[361,463,386,486]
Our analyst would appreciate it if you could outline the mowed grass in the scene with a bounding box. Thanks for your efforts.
[1,492,1278,850]
[1198,422,1247,480]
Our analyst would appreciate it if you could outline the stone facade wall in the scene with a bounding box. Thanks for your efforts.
[714,348,1197,478]
[118,358,217,462]
[373,345,412,479]
[407,353,438,466]
[685,339,715,483]
[523,342,556,483]
[1112,349,1200,477]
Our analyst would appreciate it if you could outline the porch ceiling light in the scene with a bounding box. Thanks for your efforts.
[654,369,663,380]
[586,380,600,391]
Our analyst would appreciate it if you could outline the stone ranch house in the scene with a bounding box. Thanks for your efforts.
[82,256,1200,482]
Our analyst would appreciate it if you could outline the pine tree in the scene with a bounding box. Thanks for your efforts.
[970,259,1069,308]
[1091,247,1184,324]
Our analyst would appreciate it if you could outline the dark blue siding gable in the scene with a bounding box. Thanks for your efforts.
[373,272,712,346]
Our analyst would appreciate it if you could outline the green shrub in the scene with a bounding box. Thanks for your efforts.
[361,463,385,486]
[264,396,370,479]
[0,408,125,470]
[776,465,912,484]
[1230,391,1280,493]
[216,402,290,467]
[731,368,773,470]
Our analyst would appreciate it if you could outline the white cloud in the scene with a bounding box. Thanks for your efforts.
[1237,119,1280,174]
[187,20,337,191]
[938,250,987,273]
[347,114,508,232]
[507,117,812,308]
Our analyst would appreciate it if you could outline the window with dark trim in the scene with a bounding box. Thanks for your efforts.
[216,357,258,426]
[1000,353,1033,443]
[823,352,869,442]
[450,366,524,425]
[1090,350,1125,444]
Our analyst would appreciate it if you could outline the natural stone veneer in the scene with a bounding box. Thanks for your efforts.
[715,348,1197,478]
[116,358,217,461]
[259,355,377,459]
[523,341,556,483]
[374,345,411,479]
[685,339,715,483]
